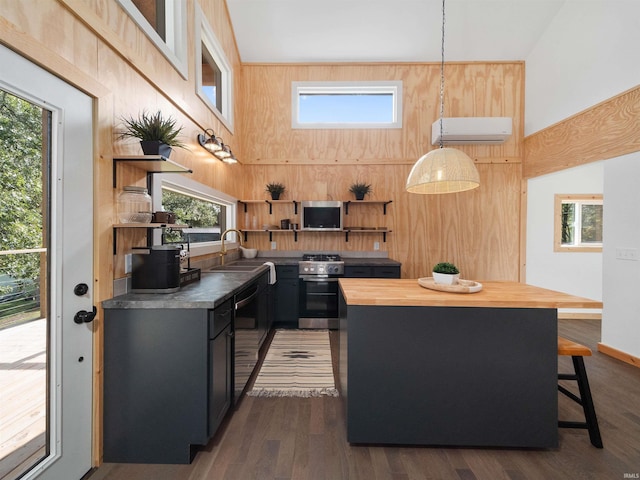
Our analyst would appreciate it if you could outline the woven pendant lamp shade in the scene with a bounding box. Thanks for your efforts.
[406,147,480,194]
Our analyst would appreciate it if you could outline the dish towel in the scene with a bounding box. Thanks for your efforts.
[263,262,276,284]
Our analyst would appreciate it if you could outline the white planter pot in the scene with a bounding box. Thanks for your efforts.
[433,272,460,285]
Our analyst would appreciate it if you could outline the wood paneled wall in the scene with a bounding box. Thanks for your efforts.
[238,63,524,279]
[524,85,640,178]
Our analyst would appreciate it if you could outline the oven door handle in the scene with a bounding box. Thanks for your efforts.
[301,277,340,282]
[235,286,259,310]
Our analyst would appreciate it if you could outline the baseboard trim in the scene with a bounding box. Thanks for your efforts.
[597,343,640,369]
[558,313,602,320]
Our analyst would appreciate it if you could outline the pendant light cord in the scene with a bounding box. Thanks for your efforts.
[438,0,446,149]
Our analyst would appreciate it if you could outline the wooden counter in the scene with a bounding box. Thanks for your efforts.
[337,279,600,449]
[339,278,603,309]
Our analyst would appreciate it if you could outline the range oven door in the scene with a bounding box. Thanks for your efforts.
[298,276,340,320]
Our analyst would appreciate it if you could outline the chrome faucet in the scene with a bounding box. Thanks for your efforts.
[220,228,243,265]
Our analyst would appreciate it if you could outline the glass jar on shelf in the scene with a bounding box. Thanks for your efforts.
[118,185,152,223]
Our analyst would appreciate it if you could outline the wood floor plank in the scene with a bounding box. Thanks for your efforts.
[92,320,640,480]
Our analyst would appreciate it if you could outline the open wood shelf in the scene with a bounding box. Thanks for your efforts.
[113,155,192,188]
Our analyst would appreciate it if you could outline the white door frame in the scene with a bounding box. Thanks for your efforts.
[0,45,94,480]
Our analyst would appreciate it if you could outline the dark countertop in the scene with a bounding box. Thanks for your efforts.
[102,256,401,310]
[102,266,269,310]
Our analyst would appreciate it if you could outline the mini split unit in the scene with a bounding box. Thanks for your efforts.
[431,117,512,145]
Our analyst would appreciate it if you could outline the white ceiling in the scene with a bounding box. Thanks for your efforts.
[226,0,567,63]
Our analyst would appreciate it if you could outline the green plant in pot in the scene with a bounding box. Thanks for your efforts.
[349,182,372,200]
[432,262,460,285]
[265,182,286,200]
[119,110,186,157]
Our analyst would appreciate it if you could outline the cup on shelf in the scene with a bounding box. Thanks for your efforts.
[280,219,290,229]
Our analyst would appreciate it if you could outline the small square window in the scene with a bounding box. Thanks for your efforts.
[292,81,402,129]
[554,194,603,252]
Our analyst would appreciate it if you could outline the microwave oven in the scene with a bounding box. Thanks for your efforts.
[300,201,343,231]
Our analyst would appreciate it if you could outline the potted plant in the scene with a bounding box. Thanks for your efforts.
[349,182,372,200]
[265,182,286,200]
[432,262,460,285]
[119,110,186,157]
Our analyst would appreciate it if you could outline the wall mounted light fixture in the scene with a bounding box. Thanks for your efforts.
[197,129,222,153]
[214,143,238,164]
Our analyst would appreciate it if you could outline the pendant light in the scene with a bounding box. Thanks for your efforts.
[406,0,480,194]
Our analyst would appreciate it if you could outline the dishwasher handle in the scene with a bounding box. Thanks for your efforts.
[235,285,259,311]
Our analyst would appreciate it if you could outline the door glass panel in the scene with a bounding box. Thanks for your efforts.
[0,89,50,479]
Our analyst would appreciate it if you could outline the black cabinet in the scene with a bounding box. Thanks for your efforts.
[344,264,401,279]
[209,300,233,437]
[104,302,233,464]
[274,265,299,328]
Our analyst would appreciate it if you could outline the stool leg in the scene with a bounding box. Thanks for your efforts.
[572,356,603,448]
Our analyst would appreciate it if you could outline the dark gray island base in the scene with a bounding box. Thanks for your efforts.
[339,301,558,448]
[338,279,601,449]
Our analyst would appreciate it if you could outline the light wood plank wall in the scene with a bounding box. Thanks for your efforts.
[238,63,524,279]
[524,84,640,178]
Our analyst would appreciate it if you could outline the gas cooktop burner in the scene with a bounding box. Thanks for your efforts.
[302,253,342,262]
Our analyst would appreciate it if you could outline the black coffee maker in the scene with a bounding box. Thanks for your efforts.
[131,245,181,293]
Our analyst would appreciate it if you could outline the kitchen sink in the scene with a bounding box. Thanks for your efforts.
[203,261,267,273]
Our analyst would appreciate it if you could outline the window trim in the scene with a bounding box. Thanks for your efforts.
[195,4,234,132]
[554,194,603,252]
[116,0,188,79]
[291,80,403,129]
[151,174,238,256]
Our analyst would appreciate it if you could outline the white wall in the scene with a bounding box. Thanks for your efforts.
[526,162,603,314]
[525,1,640,135]
[601,153,640,358]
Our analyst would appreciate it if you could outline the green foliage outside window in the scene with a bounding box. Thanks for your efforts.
[0,91,43,295]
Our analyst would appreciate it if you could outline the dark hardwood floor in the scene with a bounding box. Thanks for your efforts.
[90,319,640,480]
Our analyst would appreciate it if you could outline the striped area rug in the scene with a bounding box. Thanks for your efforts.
[247,329,339,398]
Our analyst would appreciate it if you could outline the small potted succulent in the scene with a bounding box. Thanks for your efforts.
[349,182,372,200]
[119,110,186,157]
[265,182,286,200]
[432,262,460,285]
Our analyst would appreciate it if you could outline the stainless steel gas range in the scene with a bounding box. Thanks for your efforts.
[298,253,344,329]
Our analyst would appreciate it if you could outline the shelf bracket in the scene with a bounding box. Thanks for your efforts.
[294,201,298,215]
[239,201,248,213]
[269,231,273,242]
[383,231,387,242]
[344,201,351,215]
[345,231,350,242]
[383,200,393,215]
[294,231,298,242]
[266,200,273,214]
[243,231,248,242]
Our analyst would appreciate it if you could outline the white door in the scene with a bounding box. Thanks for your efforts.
[0,45,93,479]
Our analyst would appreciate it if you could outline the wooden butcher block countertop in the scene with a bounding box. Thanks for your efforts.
[338,279,603,309]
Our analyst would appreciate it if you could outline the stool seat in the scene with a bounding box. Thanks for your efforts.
[558,337,592,357]
[557,336,603,448]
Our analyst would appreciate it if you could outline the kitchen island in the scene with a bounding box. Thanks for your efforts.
[338,279,602,448]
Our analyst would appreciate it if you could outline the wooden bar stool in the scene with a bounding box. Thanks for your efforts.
[557,336,603,448]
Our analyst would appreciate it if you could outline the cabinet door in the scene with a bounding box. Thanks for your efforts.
[373,266,401,278]
[344,266,373,278]
[209,324,232,437]
[275,279,299,328]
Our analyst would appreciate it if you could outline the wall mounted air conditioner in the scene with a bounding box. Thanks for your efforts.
[431,117,512,145]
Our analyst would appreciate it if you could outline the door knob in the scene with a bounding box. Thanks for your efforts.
[74,306,97,324]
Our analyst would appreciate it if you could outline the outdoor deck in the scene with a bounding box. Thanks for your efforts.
[0,319,46,479]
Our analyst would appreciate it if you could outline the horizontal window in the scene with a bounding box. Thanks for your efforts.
[292,81,402,129]
[151,175,237,256]
[554,194,603,252]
